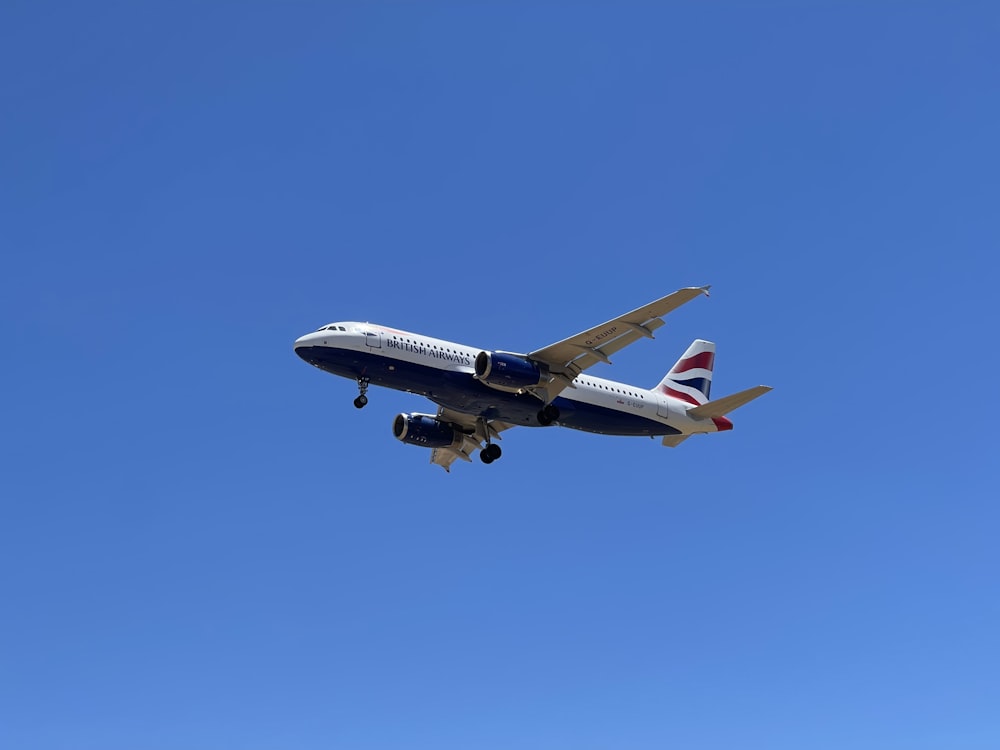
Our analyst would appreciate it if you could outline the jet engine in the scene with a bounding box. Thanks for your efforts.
[392,413,459,448]
[474,351,547,392]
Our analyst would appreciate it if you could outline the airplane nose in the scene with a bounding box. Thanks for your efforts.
[294,332,323,364]
[294,331,326,349]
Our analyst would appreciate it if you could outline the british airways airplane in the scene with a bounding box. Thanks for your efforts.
[294,286,771,471]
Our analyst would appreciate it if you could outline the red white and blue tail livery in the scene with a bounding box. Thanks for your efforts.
[294,286,771,470]
[658,339,716,406]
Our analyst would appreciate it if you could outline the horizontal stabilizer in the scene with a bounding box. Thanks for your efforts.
[661,434,691,448]
[687,385,772,419]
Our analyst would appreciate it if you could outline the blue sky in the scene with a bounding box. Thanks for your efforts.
[2,2,998,748]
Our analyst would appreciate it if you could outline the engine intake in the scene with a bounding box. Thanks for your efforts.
[392,413,459,448]
[474,351,546,392]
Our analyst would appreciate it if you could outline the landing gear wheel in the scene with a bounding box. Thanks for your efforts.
[537,404,560,426]
[484,443,502,461]
[480,451,494,464]
[354,395,368,409]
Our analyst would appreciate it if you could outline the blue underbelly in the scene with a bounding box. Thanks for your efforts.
[296,346,677,436]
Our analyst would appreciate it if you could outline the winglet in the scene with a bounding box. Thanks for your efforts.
[698,285,711,297]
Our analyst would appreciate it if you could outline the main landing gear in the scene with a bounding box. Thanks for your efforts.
[479,416,503,464]
[537,403,560,426]
[354,376,370,409]
[480,443,502,464]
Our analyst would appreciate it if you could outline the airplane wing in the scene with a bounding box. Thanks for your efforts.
[527,286,711,401]
[430,407,516,472]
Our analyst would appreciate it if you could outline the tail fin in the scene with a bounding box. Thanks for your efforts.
[655,339,715,405]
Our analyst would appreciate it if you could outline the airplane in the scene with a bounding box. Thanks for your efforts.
[293,286,771,471]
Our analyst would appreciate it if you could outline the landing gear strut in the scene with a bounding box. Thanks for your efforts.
[479,417,503,464]
[354,376,370,409]
[537,403,560,426]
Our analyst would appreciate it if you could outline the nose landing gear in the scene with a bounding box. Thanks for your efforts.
[354,376,370,409]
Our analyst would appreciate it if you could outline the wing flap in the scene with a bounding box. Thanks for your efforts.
[552,319,668,375]
[430,441,476,472]
[429,408,516,472]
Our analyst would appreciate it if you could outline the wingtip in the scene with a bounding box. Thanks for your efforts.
[681,285,711,297]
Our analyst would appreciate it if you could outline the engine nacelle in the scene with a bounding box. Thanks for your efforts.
[392,413,458,448]
[474,351,546,392]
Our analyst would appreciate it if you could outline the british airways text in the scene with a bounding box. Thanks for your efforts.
[387,338,471,365]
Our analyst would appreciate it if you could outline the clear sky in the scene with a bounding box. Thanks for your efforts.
[2,2,998,748]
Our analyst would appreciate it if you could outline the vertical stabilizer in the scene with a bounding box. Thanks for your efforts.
[655,339,715,405]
